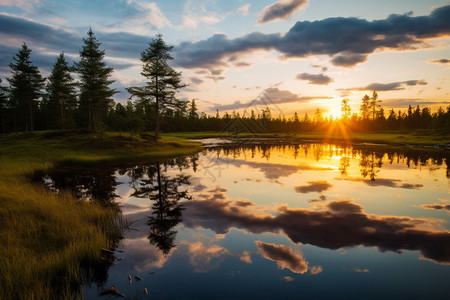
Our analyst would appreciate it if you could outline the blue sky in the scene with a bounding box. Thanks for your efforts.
[1,0,449,117]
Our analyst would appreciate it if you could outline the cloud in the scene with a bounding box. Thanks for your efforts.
[240,250,252,264]
[255,241,308,274]
[420,204,450,212]
[258,0,308,24]
[179,0,222,29]
[212,87,331,111]
[295,181,333,193]
[213,156,333,180]
[282,276,294,282]
[430,58,450,64]
[182,241,230,273]
[309,265,323,275]
[190,77,204,85]
[175,5,450,69]
[238,4,251,16]
[104,0,171,34]
[183,191,450,264]
[336,177,423,190]
[381,99,450,108]
[0,0,40,11]
[364,80,427,91]
[296,73,334,85]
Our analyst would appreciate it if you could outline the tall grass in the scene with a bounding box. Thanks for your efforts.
[0,131,203,299]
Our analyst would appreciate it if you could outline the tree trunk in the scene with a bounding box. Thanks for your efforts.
[154,97,160,142]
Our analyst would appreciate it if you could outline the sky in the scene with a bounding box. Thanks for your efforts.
[1,0,450,117]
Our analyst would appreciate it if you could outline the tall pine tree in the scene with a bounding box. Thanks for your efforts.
[45,52,77,129]
[0,78,8,134]
[75,29,116,131]
[7,43,45,132]
[127,34,186,141]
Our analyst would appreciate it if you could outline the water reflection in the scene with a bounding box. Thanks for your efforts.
[129,162,191,255]
[36,141,450,299]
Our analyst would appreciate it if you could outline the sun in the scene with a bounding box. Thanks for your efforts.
[330,108,343,120]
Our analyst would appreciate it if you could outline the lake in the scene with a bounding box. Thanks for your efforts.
[38,139,450,299]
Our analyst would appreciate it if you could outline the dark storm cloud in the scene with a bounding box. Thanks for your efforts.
[255,241,308,274]
[258,0,309,24]
[212,87,331,111]
[174,5,450,69]
[295,181,333,193]
[183,190,450,264]
[296,72,334,85]
[430,58,450,64]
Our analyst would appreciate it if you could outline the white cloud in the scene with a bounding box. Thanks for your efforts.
[179,0,223,29]
[237,4,251,16]
[0,0,40,11]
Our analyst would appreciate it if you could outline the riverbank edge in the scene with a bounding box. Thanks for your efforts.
[167,130,450,149]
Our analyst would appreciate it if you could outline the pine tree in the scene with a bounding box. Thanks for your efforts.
[368,91,381,121]
[7,43,45,132]
[0,78,8,134]
[45,53,77,129]
[341,98,351,119]
[188,99,198,119]
[360,94,370,120]
[127,34,186,141]
[75,29,116,131]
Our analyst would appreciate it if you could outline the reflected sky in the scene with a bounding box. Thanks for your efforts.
[41,141,449,299]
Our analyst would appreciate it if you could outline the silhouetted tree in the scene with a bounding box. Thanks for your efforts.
[188,99,198,119]
[360,94,370,120]
[7,43,45,132]
[45,53,77,129]
[0,78,7,134]
[341,98,351,119]
[75,29,116,131]
[127,34,186,141]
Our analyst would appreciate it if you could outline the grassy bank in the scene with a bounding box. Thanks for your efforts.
[0,131,203,299]
[166,130,449,146]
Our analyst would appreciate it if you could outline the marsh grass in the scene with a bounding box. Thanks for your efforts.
[0,131,202,299]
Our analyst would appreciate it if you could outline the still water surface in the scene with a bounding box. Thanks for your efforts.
[42,140,450,299]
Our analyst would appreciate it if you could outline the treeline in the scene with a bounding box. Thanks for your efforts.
[1,30,449,135]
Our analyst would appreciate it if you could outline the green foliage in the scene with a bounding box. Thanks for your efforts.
[127,34,186,141]
[43,53,77,129]
[7,43,45,132]
[75,29,116,131]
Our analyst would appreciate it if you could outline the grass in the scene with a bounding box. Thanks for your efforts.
[0,130,203,299]
[166,130,449,146]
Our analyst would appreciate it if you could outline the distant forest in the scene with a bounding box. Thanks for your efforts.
[1,30,449,136]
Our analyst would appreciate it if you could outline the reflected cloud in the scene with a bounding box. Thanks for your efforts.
[181,241,230,273]
[420,203,450,212]
[256,241,308,274]
[310,265,323,275]
[122,238,171,272]
[282,276,294,282]
[240,251,252,264]
[220,157,332,180]
[336,177,423,190]
[183,190,450,264]
[295,181,333,193]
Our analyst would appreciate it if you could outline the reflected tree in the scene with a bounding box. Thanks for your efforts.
[359,151,383,181]
[131,161,192,255]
